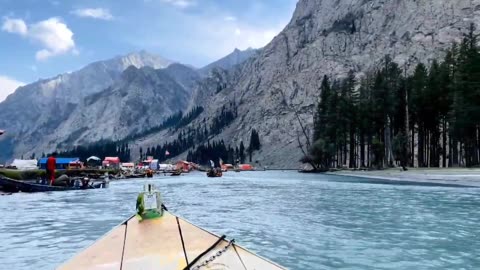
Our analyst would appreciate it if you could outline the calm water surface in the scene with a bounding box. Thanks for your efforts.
[0,171,479,270]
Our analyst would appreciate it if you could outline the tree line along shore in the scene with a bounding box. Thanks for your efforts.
[303,25,480,171]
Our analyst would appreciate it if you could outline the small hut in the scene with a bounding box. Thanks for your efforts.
[176,161,191,172]
[10,159,38,170]
[103,157,120,169]
[86,156,102,168]
[38,157,80,170]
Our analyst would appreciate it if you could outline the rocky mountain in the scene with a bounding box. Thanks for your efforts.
[199,48,258,76]
[0,51,174,161]
[131,0,480,168]
[2,0,479,168]
[0,46,262,162]
[30,64,200,154]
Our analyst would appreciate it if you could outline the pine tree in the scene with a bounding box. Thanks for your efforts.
[411,63,428,167]
[239,141,245,164]
[314,75,331,141]
[248,128,261,160]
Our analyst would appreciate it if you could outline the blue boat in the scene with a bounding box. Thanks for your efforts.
[0,176,108,193]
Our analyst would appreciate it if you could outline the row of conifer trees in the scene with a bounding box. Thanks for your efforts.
[306,24,480,170]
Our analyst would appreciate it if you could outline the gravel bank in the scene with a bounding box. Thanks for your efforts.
[328,168,480,187]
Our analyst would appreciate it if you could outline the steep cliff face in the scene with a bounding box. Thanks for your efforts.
[0,44,266,162]
[135,0,480,168]
[23,64,200,156]
[0,51,174,161]
[199,48,258,76]
[2,0,479,167]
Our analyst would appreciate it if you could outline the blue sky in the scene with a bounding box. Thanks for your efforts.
[0,0,298,101]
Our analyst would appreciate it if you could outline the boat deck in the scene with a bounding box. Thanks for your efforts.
[59,212,286,270]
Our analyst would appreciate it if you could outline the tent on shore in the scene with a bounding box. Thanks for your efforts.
[87,156,101,162]
[10,159,38,170]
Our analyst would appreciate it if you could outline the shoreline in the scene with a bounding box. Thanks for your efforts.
[326,168,480,187]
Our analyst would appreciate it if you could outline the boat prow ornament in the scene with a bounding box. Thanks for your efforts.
[136,183,164,221]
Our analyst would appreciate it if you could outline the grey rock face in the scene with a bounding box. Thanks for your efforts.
[136,0,480,168]
[0,52,175,161]
[2,0,479,168]
[199,48,258,76]
[25,64,200,156]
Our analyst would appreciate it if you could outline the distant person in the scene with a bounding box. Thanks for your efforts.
[46,152,57,185]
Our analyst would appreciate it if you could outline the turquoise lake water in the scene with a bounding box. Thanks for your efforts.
[0,171,479,269]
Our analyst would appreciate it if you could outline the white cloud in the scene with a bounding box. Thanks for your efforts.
[2,17,76,61]
[72,8,114,20]
[1,18,27,36]
[30,18,76,60]
[0,76,24,102]
[135,14,285,66]
[232,27,278,49]
[161,0,195,8]
[224,16,237,22]
[234,28,241,36]
[200,21,283,57]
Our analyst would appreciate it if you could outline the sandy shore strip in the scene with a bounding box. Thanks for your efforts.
[327,168,480,187]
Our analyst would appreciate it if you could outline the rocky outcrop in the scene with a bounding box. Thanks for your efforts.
[23,64,200,156]
[0,51,174,161]
[2,0,479,168]
[133,0,480,168]
[199,48,258,76]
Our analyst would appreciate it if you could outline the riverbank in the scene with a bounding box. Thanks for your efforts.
[328,168,480,187]
[0,169,119,180]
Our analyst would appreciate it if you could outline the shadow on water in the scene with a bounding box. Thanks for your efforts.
[325,174,477,188]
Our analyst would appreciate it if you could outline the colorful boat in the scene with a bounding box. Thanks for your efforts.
[58,211,286,270]
[170,171,182,176]
[207,169,222,177]
[0,176,108,193]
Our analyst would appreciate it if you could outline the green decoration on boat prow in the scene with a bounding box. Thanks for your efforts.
[136,183,164,221]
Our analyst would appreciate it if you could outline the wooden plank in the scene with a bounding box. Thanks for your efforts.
[187,242,286,270]
[58,212,287,270]
[177,219,221,263]
[120,212,187,270]
[58,225,126,270]
[178,218,286,270]
[233,245,286,270]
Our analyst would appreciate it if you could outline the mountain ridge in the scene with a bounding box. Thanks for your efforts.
[2,0,479,168]
[199,47,258,76]
[127,0,480,168]
[0,51,176,162]
[0,48,257,162]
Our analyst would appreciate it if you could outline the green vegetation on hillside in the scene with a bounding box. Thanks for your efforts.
[187,140,243,166]
[141,102,241,163]
[122,106,204,142]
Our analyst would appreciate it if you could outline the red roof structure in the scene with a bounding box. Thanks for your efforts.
[176,160,191,172]
[239,164,254,171]
[103,157,120,164]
